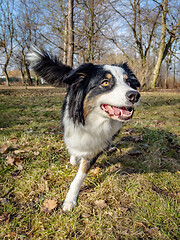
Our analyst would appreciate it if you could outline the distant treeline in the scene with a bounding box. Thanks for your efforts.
[0,0,179,89]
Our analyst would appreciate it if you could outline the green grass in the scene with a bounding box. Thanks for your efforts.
[0,88,179,239]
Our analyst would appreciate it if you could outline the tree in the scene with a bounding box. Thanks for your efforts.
[67,0,74,67]
[107,0,162,86]
[0,0,15,86]
[74,0,113,63]
[151,0,180,88]
[15,0,42,85]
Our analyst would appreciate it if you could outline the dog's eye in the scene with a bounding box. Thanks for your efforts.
[126,80,132,87]
[101,80,110,87]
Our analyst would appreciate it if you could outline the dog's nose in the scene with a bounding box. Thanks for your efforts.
[126,91,140,104]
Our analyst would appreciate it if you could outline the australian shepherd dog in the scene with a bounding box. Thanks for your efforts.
[27,46,141,212]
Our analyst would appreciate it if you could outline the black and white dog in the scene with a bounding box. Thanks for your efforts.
[27,46,141,212]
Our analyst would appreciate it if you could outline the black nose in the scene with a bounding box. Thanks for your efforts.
[126,91,140,104]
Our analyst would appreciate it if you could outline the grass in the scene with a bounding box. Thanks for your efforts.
[0,88,179,240]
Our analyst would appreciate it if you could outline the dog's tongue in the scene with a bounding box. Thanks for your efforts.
[102,104,131,117]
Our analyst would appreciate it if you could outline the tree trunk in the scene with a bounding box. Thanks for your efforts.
[67,0,74,67]
[25,63,33,85]
[165,59,169,88]
[20,65,25,85]
[151,0,168,89]
[63,16,68,65]
[87,0,94,62]
[3,66,10,86]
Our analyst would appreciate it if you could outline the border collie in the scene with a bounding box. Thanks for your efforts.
[27,46,141,212]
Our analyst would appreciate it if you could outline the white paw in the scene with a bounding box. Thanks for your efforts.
[62,200,77,212]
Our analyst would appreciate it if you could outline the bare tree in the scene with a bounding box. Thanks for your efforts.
[14,0,43,85]
[0,0,15,86]
[107,0,161,86]
[67,0,74,67]
[75,0,113,63]
[151,0,180,88]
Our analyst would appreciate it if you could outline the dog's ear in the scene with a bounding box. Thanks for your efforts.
[120,62,140,90]
[63,63,94,85]
[27,46,72,86]
[64,63,95,125]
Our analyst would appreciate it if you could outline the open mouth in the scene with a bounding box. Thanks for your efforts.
[101,104,134,121]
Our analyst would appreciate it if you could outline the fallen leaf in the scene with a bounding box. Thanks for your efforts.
[0,198,8,205]
[8,232,17,237]
[135,221,147,229]
[6,156,24,170]
[107,147,122,155]
[145,227,162,238]
[82,212,91,218]
[14,150,25,155]
[17,163,23,171]
[94,200,107,209]
[33,151,40,156]
[8,137,18,143]
[91,167,101,176]
[0,212,10,223]
[41,199,57,213]
[6,156,15,165]
[0,144,9,154]
[119,206,130,214]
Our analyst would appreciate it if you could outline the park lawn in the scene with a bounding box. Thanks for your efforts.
[0,88,179,240]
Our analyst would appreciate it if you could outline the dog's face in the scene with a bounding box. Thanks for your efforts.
[63,63,140,125]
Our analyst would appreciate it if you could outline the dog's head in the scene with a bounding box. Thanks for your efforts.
[27,46,140,125]
[63,63,140,125]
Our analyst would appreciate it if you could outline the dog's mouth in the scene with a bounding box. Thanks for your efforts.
[101,104,134,121]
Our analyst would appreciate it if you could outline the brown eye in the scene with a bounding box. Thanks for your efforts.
[127,81,131,87]
[102,80,110,87]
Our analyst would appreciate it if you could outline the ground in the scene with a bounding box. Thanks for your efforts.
[0,87,180,239]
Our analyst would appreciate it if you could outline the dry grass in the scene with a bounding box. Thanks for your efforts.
[0,88,180,239]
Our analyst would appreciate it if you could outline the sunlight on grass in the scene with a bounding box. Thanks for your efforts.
[0,89,179,239]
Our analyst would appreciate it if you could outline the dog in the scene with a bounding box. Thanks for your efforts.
[27,46,141,212]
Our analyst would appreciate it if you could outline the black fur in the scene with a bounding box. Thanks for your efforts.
[28,48,140,125]
[63,63,95,125]
[30,47,72,86]
[118,63,140,90]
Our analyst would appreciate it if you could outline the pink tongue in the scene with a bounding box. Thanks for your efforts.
[113,106,122,116]
[103,105,130,116]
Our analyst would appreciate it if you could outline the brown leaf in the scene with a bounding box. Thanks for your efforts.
[8,137,18,143]
[119,206,130,214]
[8,232,17,237]
[14,149,25,155]
[6,156,15,165]
[0,198,8,205]
[82,212,91,218]
[91,167,101,176]
[107,147,122,155]
[0,144,9,154]
[41,199,57,213]
[6,156,24,170]
[94,200,107,209]
[33,151,40,156]
[0,212,10,223]
[17,163,23,171]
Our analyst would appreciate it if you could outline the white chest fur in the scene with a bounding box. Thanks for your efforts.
[63,105,122,159]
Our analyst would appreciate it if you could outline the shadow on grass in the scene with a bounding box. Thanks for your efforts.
[95,127,180,177]
[0,89,64,129]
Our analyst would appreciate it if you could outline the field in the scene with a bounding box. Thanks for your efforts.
[0,88,180,240]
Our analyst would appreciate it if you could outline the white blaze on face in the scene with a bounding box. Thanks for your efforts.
[97,65,133,108]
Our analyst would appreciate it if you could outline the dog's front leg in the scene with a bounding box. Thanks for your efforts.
[62,158,92,212]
